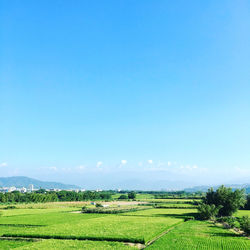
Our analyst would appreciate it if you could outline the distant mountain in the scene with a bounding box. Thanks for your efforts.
[184,184,250,194]
[0,176,81,190]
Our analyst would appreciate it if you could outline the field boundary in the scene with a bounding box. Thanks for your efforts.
[1,233,145,244]
[145,221,185,248]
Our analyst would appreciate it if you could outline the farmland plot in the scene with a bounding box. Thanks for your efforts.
[0,208,183,244]
[148,220,250,249]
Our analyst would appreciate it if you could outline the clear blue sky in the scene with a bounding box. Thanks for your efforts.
[1,0,250,189]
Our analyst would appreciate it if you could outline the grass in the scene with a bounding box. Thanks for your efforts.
[0,239,136,249]
[148,220,250,249]
[0,239,33,249]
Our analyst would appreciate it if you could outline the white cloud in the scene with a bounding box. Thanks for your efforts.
[148,160,153,164]
[121,160,127,165]
[77,165,85,170]
[0,162,7,167]
[96,161,103,168]
[168,161,172,166]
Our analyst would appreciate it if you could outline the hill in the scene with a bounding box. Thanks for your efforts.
[0,176,81,190]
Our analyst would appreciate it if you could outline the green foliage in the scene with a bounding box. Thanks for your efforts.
[128,191,136,199]
[197,203,222,220]
[95,203,102,207]
[118,194,128,200]
[3,205,17,209]
[155,203,197,209]
[203,185,246,216]
[0,190,112,203]
[217,216,241,229]
[243,194,250,210]
[82,206,151,214]
[239,216,250,235]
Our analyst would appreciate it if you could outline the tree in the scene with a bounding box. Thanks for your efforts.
[118,194,128,200]
[203,186,246,216]
[128,191,136,199]
[197,203,222,220]
[244,194,250,210]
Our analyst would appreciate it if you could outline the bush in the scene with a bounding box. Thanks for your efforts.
[184,216,195,222]
[239,216,250,235]
[4,205,17,209]
[197,203,222,220]
[95,203,102,207]
[118,195,128,200]
[217,217,241,229]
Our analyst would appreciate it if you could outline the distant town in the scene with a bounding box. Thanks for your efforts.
[0,184,88,193]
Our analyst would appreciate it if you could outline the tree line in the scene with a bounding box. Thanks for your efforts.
[0,190,113,203]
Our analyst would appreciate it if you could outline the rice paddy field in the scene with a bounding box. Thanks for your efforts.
[0,200,249,249]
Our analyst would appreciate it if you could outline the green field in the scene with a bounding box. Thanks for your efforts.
[0,239,136,249]
[235,210,250,217]
[148,220,250,249]
[0,202,249,249]
[0,209,182,243]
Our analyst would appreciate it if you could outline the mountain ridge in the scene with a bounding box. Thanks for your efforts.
[0,176,81,190]
[184,183,250,193]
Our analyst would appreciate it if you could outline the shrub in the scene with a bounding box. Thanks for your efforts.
[217,217,240,229]
[118,195,128,200]
[81,205,87,212]
[95,203,102,207]
[184,216,195,222]
[4,205,17,209]
[239,216,250,235]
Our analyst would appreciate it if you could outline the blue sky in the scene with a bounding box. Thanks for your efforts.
[1,0,250,189]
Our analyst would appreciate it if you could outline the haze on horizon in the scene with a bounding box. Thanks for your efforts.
[1,0,250,190]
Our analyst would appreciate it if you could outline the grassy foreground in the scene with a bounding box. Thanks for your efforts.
[0,202,249,249]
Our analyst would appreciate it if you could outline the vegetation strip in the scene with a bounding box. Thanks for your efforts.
[2,234,145,244]
[0,224,45,227]
[82,206,152,214]
[0,237,39,242]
